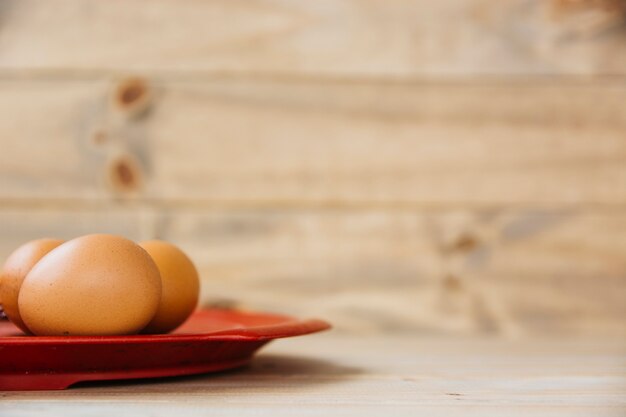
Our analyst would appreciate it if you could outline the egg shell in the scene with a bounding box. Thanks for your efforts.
[0,238,64,334]
[18,234,162,336]
[140,240,200,334]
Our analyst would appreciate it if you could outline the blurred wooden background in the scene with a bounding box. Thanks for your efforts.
[0,0,625,337]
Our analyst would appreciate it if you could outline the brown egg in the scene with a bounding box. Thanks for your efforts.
[0,238,64,334]
[18,234,162,336]
[139,240,199,334]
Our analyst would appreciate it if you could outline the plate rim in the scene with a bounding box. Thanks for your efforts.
[0,309,331,345]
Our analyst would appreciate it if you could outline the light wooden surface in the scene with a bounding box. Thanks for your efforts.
[0,0,625,338]
[1,78,625,204]
[1,207,625,337]
[1,0,625,76]
[1,334,625,416]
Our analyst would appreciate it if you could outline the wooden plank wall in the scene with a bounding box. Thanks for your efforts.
[0,0,625,337]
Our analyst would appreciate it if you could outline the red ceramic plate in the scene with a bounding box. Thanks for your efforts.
[0,309,330,391]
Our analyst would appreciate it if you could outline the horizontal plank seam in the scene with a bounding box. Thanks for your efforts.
[0,70,626,85]
[1,198,626,212]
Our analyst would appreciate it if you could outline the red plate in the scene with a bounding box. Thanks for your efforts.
[0,309,330,391]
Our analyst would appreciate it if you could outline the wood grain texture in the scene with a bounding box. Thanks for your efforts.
[1,0,625,339]
[0,0,625,76]
[1,335,625,416]
[1,78,625,205]
[1,207,624,337]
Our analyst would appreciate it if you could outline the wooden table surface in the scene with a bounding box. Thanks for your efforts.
[1,334,624,417]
